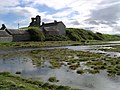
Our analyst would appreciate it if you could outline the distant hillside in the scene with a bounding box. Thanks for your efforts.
[20,27,120,41]
[113,34,120,36]
[66,28,120,41]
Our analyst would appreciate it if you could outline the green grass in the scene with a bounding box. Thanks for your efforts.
[0,40,119,49]
[0,72,44,90]
[0,72,80,90]
[76,70,84,74]
[20,27,120,41]
[48,77,59,82]
[96,44,120,53]
[22,48,120,76]
[0,47,120,89]
[66,28,120,41]
[0,41,84,48]
[1,47,120,76]
[28,27,45,41]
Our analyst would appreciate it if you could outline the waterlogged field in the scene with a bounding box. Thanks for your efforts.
[0,72,80,90]
[0,41,120,90]
[0,42,120,90]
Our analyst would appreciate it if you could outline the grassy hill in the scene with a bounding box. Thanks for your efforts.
[66,28,120,41]
[20,27,120,41]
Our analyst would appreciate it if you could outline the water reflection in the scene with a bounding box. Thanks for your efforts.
[62,45,120,57]
[0,43,120,90]
[0,53,120,90]
[0,55,34,73]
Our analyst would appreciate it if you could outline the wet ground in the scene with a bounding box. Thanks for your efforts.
[0,41,120,90]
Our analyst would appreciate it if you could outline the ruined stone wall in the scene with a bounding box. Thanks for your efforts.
[0,30,13,42]
[29,15,41,27]
[57,23,66,35]
[12,34,31,42]
[45,31,59,36]
[0,36,13,42]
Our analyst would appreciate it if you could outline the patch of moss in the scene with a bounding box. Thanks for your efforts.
[0,72,79,90]
[76,70,84,74]
[48,77,59,82]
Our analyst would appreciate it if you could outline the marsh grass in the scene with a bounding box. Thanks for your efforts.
[30,49,120,76]
[0,72,79,90]
[0,40,115,49]
[1,45,120,90]
[76,70,84,74]
[98,45,120,52]
[48,77,59,82]
[20,49,105,74]
[0,41,83,48]
[1,47,120,77]
[2,48,119,76]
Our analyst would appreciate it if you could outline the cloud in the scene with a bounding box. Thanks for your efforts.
[97,1,120,10]
[0,0,120,34]
[70,20,80,25]
[0,0,19,7]
[91,4,120,22]
[86,0,120,34]
[33,0,76,10]
[12,7,43,17]
[53,9,74,18]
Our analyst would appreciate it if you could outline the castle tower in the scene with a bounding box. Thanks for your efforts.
[29,15,41,27]
[36,15,41,26]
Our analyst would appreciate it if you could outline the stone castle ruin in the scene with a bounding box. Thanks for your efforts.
[0,15,66,42]
[29,15,41,27]
[0,24,7,30]
[0,24,30,42]
[29,15,66,36]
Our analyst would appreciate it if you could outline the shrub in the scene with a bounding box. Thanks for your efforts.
[42,83,50,89]
[0,72,10,76]
[28,27,45,41]
[48,77,59,82]
[76,70,84,74]
[15,71,21,74]
[57,85,71,90]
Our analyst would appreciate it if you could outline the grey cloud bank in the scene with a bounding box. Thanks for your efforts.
[0,0,120,34]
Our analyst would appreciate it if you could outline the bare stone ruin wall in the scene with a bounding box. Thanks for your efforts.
[57,23,66,36]
[0,30,31,42]
[0,35,30,42]
[0,36,13,42]
[0,30,13,42]
[12,34,31,42]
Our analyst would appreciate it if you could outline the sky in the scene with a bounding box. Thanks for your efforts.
[0,0,120,34]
